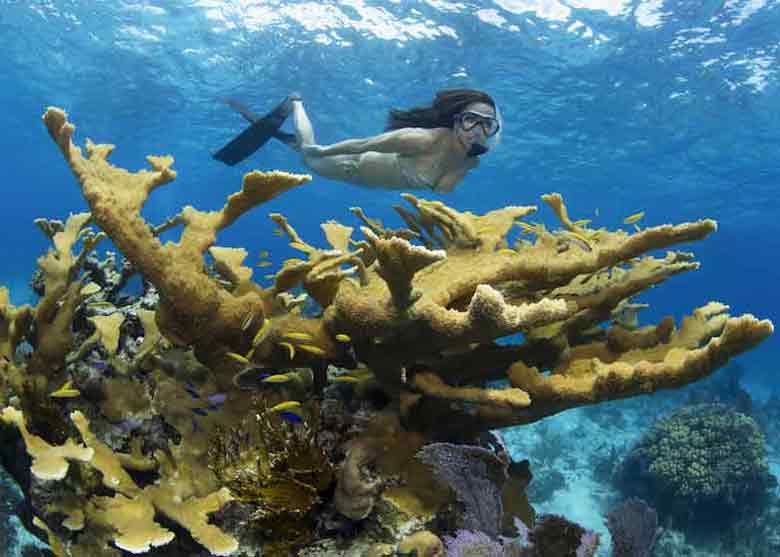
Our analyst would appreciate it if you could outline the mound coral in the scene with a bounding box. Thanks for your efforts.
[0,106,772,556]
[614,403,776,526]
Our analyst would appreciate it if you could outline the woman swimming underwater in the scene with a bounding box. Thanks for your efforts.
[213,89,501,194]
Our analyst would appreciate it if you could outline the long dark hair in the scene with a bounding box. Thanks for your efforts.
[385,88,496,131]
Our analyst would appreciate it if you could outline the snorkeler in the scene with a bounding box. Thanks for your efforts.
[213,89,501,193]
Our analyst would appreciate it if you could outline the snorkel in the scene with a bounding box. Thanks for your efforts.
[468,142,489,157]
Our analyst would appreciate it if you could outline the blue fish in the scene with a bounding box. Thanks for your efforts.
[185,380,201,399]
[278,411,303,424]
[207,393,227,405]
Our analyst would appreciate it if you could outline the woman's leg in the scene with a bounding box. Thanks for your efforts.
[289,99,406,189]
[290,99,359,181]
[291,99,316,148]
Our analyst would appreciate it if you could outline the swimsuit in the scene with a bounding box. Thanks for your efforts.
[396,153,439,191]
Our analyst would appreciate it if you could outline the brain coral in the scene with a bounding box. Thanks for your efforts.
[615,403,776,527]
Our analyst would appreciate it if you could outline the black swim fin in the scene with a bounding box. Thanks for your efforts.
[212,96,295,166]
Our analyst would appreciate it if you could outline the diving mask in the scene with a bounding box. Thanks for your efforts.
[455,108,502,157]
[456,110,501,137]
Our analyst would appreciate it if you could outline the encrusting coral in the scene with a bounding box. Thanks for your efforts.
[0,106,773,556]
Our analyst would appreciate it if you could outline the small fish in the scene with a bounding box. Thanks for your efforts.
[207,393,227,405]
[268,400,302,413]
[252,317,272,346]
[278,342,296,360]
[241,312,255,331]
[264,274,275,280]
[290,241,314,253]
[497,248,516,256]
[517,222,536,233]
[564,238,591,252]
[259,250,270,258]
[633,223,641,232]
[298,344,326,357]
[87,301,115,310]
[595,208,600,217]
[332,375,360,383]
[80,282,102,296]
[257,261,272,268]
[191,407,209,417]
[335,333,351,343]
[261,373,292,384]
[282,331,314,342]
[623,211,645,224]
[225,352,250,364]
[278,411,303,424]
[50,380,80,398]
[185,384,200,399]
[561,230,593,252]
[232,367,281,390]
[90,360,109,371]
[273,228,284,237]
[191,418,200,433]
[572,219,592,227]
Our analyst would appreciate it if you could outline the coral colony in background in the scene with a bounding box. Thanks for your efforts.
[0,107,773,557]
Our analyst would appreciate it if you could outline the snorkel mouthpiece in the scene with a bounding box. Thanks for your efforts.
[467,143,489,157]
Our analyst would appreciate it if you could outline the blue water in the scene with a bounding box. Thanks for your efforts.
[1,1,779,555]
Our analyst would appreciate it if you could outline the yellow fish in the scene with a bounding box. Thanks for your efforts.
[335,333,351,343]
[252,317,272,346]
[623,211,645,225]
[259,250,270,258]
[282,332,314,342]
[261,373,292,384]
[80,282,102,296]
[298,344,327,357]
[517,222,536,233]
[268,401,302,413]
[560,230,593,252]
[87,301,115,310]
[225,352,250,365]
[241,312,255,331]
[572,219,592,227]
[257,261,272,268]
[497,248,516,256]
[51,380,80,398]
[332,375,360,383]
[264,274,275,280]
[278,342,296,360]
[290,241,315,254]
[273,228,284,237]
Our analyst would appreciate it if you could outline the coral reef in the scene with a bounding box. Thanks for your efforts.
[614,403,776,527]
[605,498,661,557]
[0,106,773,555]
